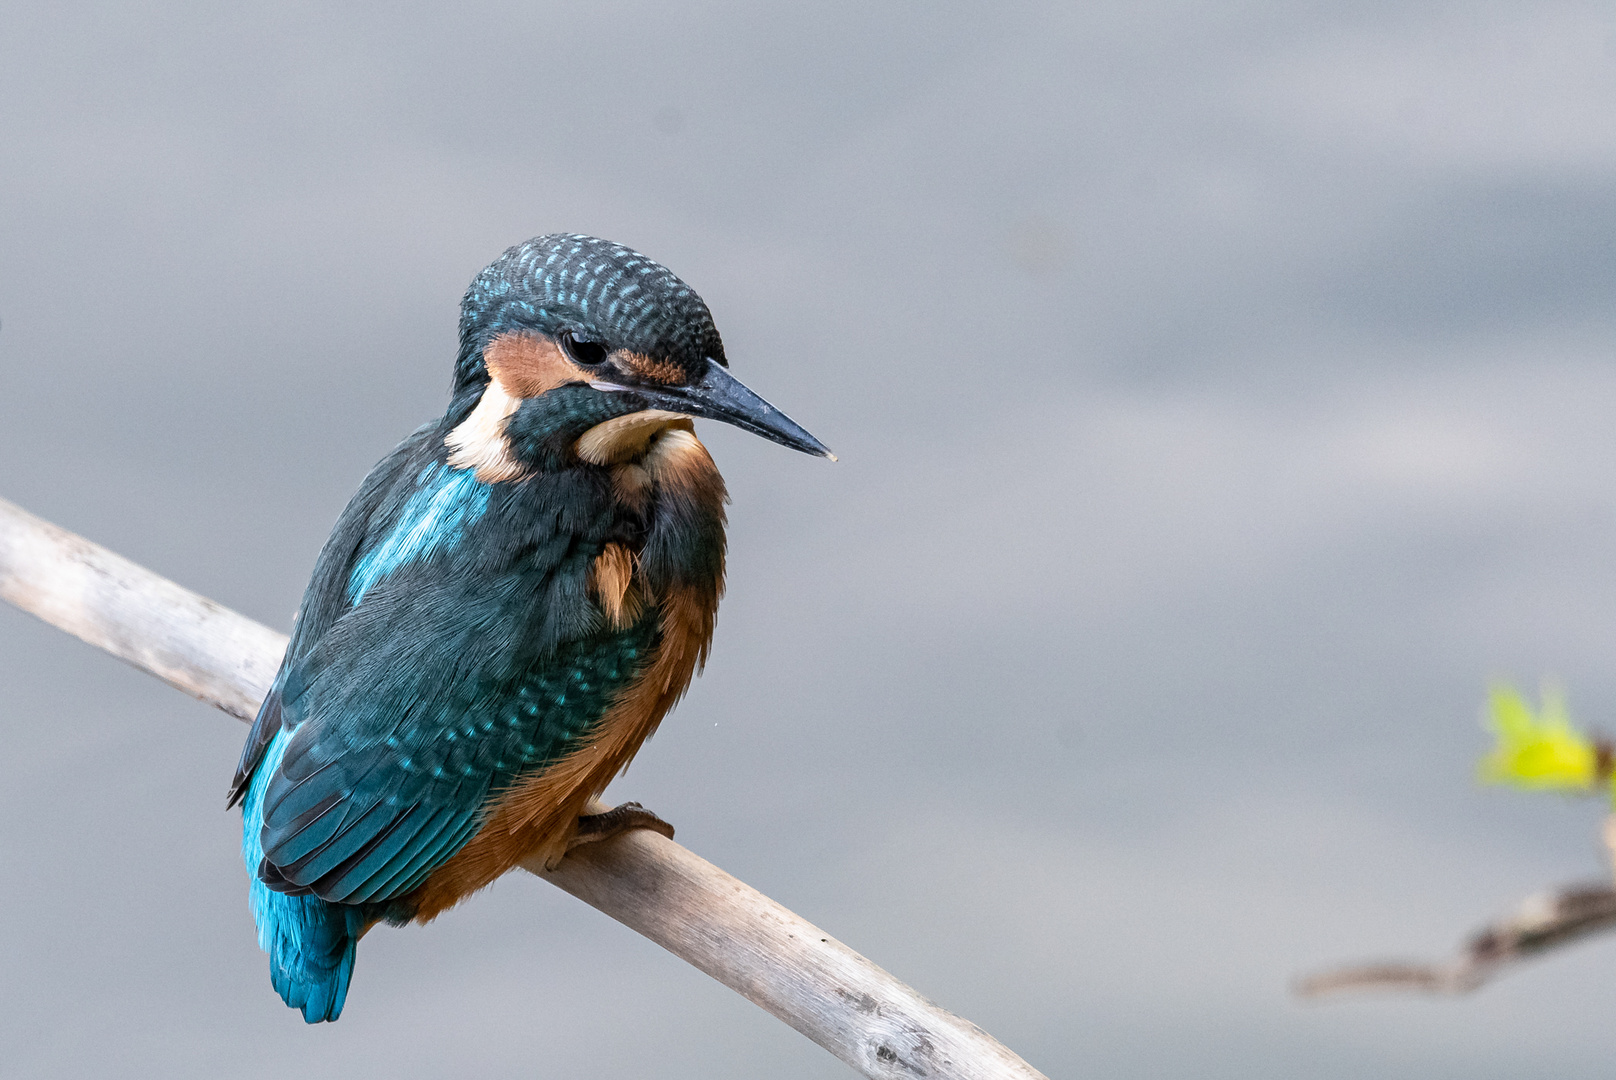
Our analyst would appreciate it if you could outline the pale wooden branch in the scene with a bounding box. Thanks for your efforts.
[0,496,1047,1080]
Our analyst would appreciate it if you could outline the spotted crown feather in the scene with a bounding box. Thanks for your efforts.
[453,234,725,393]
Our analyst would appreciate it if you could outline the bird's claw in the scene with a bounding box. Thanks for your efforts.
[568,801,675,850]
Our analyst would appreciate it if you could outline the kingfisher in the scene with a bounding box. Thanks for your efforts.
[228,234,832,1022]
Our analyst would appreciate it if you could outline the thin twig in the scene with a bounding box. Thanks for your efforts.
[0,495,1048,1080]
[1295,861,1616,998]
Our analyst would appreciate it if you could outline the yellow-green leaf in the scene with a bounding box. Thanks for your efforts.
[1478,684,1597,793]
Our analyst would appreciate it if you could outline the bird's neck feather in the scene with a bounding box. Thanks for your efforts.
[445,373,707,484]
[445,378,526,482]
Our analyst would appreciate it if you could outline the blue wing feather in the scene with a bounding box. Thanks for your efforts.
[247,452,657,908]
[229,424,440,808]
[343,813,484,904]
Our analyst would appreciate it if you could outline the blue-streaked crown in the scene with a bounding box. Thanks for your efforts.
[454,234,726,393]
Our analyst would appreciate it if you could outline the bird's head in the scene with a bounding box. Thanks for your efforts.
[446,234,831,478]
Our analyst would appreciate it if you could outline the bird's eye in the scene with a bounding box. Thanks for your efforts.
[559,329,609,368]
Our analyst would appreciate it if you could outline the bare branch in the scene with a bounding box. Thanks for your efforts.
[0,498,283,719]
[0,495,1047,1080]
[1294,884,1616,999]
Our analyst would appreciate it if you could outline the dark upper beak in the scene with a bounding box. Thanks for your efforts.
[593,358,835,459]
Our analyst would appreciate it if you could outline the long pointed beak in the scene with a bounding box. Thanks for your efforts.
[594,359,835,459]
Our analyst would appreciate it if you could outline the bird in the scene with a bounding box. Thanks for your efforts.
[228,233,832,1022]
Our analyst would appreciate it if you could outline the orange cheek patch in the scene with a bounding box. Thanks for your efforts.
[619,351,687,386]
[484,333,589,398]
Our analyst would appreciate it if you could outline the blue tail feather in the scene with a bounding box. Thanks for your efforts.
[243,730,362,1023]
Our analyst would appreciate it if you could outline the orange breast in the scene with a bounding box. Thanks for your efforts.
[402,428,725,923]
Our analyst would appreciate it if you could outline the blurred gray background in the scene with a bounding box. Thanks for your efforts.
[2,1,1615,1076]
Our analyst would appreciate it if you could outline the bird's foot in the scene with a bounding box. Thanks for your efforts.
[568,801,675,850]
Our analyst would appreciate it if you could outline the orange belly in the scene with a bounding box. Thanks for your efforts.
[402,584,716,922]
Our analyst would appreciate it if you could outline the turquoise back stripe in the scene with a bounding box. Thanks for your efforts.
[348,462,490,605]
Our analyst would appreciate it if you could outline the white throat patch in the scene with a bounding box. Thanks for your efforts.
[446,377,528,483]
